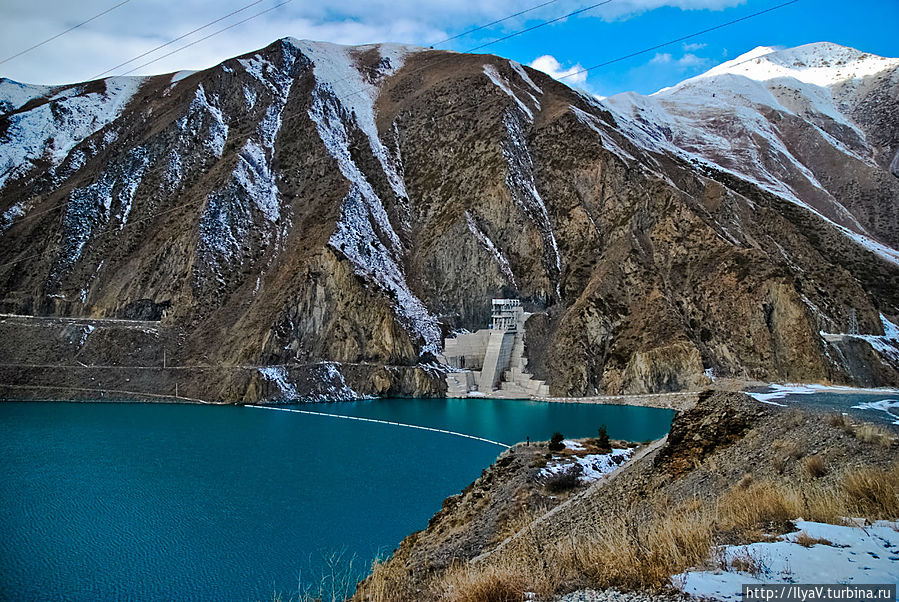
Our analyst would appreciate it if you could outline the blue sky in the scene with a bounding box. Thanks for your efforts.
[463,0,899,96]
[1,0,897,96]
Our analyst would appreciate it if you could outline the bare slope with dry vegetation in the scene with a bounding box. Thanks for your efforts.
[354,391,899,601]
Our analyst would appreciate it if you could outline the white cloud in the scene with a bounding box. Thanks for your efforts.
[648,51,709,69]
[683,42,707,52]
[528,54,587,84]
[0,0,743,85]
[596,0,745,20]
[677,53,710,67]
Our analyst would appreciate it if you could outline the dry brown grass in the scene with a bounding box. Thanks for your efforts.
[792,531,832,547]
[556,500,715,591]
[492,506,543,546]
[357,463,899,601]
[771,454,788,474]
[357,555,415,602]
[853,424,895,447]
[717,480,803,536]
[772,439,805,460]
[728,548,769,576]
[842,464,899,518]
[825,413,853,430]
[544,467,581,493]
[439,562,527,602]
[802,455,827,479]
[825,414,895,447]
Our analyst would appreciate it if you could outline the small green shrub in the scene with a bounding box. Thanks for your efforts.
[545,467,581,493]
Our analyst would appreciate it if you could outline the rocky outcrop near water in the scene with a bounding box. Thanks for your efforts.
[1,40,898,400]
[353,391,899,601]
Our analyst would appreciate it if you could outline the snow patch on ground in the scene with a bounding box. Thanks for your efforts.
[464,211,516,285]
[676,519,899,600]
[702,42,899,94]
[746,382,899,404]
[233,57,296,223]
[483,64,534,121]
[0,201,26,234]
[190,84,229,157]
[600,43,899,268]
[0,77,144,191]
[509,61,542,95]
[501,111,562,297]
[115,147,151,228]
[165,84,229,193]
[0,78,54,113]
[569,105,635,162]
[298,40,411,200]
[54,145,151,275]
[233,139,280,222]
[316,361,361,401]
[882,315,899,341]
[259,365,298,400]
[561,439,585,450]
[540,448,633,483]
[77,325,95,347]
[852,399,899,425]
[833,224,899,268]
[243,85,257,110]
[820,314,899,361]
[170,70,196,84]
[198,47,298,275]
[301,40,441,354]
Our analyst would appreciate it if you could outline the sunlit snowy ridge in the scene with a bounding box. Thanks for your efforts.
[603,42,899,267]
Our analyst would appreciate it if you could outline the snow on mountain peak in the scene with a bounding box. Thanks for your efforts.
[0,76,146,191]
[604,41,899,268]
[282,38,424,70]
[700,42,899,88]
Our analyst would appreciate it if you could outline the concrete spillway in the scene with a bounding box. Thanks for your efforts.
[441,299,550,397]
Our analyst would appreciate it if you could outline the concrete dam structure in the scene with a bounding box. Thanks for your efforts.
[441,299,549,398]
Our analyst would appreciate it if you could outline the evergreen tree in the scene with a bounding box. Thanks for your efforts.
[597,424,611,451]
[548,432,565,451]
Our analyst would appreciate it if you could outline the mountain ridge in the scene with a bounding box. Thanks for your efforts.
[0,37,897,401]
[604,41,899,259]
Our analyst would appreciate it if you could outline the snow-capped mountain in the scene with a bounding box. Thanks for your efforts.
[605,42,899,261]
[0,39,897,401]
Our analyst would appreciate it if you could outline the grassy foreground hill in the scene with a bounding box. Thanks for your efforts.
[353,391,899,601]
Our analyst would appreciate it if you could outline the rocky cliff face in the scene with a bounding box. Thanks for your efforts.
[0,39,897,400]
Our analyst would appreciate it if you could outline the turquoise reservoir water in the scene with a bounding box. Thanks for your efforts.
[0,399,674,601]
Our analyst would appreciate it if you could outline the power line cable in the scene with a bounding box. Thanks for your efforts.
[0,0,132,66]
[0,0,594,237]
[0,0,798,269]
[433,0,562,46]
[119,0,295,76]
[559,0,799,80]
[467,0,612,53]
[91,0,269,79]
[328,0,613,108]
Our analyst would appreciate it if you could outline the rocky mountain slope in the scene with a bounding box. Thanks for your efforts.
[0,40,897,400]
[605,43,899,256]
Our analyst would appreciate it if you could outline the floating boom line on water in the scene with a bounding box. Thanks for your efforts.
[246,405,511,449]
